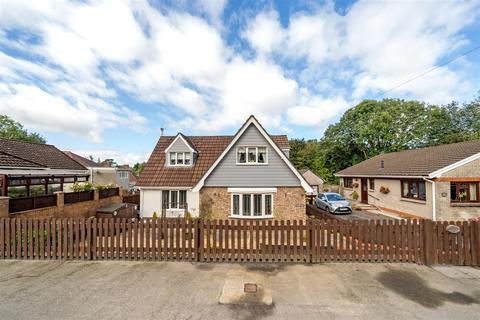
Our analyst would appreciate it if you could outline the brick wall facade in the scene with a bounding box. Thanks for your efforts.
[199,187,306,220]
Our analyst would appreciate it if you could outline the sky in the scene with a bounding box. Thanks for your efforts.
[1,0,479,165]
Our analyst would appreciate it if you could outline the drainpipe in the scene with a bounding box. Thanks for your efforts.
[423,178,436,221]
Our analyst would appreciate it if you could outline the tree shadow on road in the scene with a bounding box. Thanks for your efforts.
[376,269,479,308]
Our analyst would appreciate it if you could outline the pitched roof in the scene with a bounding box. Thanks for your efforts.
[138,134,290,187]
[336,139,480,178]
[0,152,42,168]
[299,169,324,186]
[0,138,86,171]
[63,151,100,168]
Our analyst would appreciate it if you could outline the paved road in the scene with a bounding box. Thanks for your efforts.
[0,260,478,320]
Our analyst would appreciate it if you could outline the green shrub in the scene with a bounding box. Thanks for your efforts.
[71,182,93,192]
[184,211,192,220]
[95,183,115,190]
[152,211,158,220]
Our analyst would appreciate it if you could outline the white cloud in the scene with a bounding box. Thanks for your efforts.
[195,0,227,28]
[243,11,284,56]
[0,84,146,143]
[0,0,149,142]
[0,52,59,81]
[1,0,479,144]
[287,92,350,126]
[245,0,480,103]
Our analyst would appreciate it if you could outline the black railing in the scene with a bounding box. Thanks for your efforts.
[9,194,57,213]
[99,188,120,199]
[64,190,94,204]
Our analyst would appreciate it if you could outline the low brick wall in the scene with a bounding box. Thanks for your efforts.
[199,187,306,220]
[4,191,122,219]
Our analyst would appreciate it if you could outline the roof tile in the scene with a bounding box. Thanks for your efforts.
[0,139,86,171]
[138,134,290,187]
[336,139,480,177]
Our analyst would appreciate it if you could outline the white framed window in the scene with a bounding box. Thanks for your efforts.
[168,152,192,166]
[230,193,274,218]
[118,171,128,179]
[236,146,268,165]
[162,190,188,209]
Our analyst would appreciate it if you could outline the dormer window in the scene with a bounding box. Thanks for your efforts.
[236,146,267,165]
[169,152,191,166]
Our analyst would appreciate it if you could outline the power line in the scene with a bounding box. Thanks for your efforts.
[373,44,480,99]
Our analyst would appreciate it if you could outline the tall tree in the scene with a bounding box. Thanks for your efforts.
[0,115,46,144]
[290,97,480,183]
[132,162,145,176]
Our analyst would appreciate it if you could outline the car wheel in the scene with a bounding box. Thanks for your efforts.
[326,206,332,214]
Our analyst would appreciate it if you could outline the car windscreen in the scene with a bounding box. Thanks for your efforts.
[326,194,345,201]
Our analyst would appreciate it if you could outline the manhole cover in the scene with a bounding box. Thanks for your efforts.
[244,283,258,293]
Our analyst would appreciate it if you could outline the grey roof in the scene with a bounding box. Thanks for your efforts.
[299,169,324,186]
[0,139,86,171]
[336,139,480,177]
[63,151,100,168]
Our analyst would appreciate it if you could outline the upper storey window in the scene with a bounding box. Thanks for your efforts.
[169,152,191,166]
[236,146,267,165]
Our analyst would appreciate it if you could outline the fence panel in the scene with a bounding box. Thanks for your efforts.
[9,194,57,213]
[99,188,120,199]
[64,191,94,204]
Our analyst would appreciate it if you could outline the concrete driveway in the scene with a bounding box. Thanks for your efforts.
[0,261,479,320]
[309,204,395,221]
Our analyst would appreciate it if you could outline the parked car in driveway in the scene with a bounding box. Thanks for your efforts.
[316,192,352,214]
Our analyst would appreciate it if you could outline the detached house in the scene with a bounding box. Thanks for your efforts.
[137,116,312,219]
[335,140,480,221]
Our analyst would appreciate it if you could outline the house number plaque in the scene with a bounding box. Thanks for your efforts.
[446,225,460,234]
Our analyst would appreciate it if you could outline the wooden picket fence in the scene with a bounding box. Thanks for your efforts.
[0,218,478,265]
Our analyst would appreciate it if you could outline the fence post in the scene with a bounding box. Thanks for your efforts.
[423,219,433,265]
[0,197,9,217]
[196,219,203,262]
[473,221,480,267]
[55,191,64,212]
[307,219,313,263]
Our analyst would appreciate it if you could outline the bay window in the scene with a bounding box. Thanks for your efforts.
[231,193,274,218]
[236,146,268,164]
[451,182,479,203]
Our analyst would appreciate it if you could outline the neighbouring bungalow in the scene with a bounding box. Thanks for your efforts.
[335,140,480,221]
[137,115,312,219]
[0,139,89,198]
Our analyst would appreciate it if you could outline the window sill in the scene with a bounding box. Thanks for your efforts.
[400,198,427,205]
[229,215,273,219]
[235,163,269,166]
[450,202,480,207]
[166,165,192,168]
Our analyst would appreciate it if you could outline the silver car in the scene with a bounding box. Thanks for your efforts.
[316,192,352,214]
